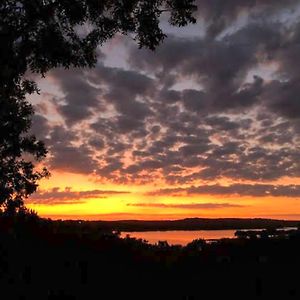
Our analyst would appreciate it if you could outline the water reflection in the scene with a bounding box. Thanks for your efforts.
[121,227,298,246]
[121,230,236,246]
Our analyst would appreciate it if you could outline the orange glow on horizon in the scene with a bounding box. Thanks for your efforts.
[25,171,300,221]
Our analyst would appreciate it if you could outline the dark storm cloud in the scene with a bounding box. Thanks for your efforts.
[127,202,245,209]
[46,126,99,174]
[190,145,300,182]
[28,187,130,205]
[129,20,284,113]
[50,144,97,174]
[50,69,103,125]
[38,2,300,187]
[194,0,298,38]
[148,184,300,197]
[97,157,124,178]
[88,137,105,150]
[130,20,281,76]
[89,64,154,118]
[157,89,181,104]
[182,89,206,112]
[30,113,50,139]
[263,79,300,120]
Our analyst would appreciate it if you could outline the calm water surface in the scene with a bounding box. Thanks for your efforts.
[121,230,237,246]
[121,227,297,246]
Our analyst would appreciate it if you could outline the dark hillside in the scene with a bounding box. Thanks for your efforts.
[70,218,300,232]
[1,215,299,299]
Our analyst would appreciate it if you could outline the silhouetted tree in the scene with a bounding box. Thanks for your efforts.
[0,80,49,214]
[1,0,196,83]
[186,238,206,251]
[235,230,247,239]
[0,1,197,212]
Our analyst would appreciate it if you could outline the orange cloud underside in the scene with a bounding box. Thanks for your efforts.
[25,171,300,221]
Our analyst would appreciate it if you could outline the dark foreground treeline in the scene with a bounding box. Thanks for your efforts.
[1,213,300,299]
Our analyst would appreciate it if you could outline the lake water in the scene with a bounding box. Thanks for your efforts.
[121,230,238,246]
[121,227,297,246]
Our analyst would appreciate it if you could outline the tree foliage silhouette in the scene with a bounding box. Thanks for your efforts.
[0,0,197,213]
[0,80,49,214]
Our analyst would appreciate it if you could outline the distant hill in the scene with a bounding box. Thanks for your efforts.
[56,218,300,232]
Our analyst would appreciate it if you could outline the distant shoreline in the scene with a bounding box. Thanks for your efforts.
[48,217,300,232]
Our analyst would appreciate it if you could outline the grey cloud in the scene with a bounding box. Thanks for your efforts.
[127,202,245,209]
[263,79,300,119]
[98,158,124,178]
[194,0,299,38]
[47,126,98,174]
[28,187,130,205]
[89,137,105,150]
[30,114,50,140]
[51,69,103,125]
[128,22,283,115]
[182,89,206,112]
[90,65,154,119]
[148,184,300,197]
[157,89,181,104]
[34,3,300,187]
[50,144,97,174]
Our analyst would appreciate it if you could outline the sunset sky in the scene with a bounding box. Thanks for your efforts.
[26,1,300,220]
